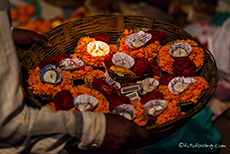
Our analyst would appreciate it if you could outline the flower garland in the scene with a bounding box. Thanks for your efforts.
[118,29,161,61]
[158,39,204,73]
[73,37,119,67]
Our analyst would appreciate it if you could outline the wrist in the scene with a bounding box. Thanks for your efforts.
[78,112,106,150]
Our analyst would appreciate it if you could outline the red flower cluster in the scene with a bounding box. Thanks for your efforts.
[103,54,113,68]
[173,58,196,77]
[94,34,112,44]
[146,30,168,45]
[159,74,177,85]
[53,90,74,110]
[39,53,73,69]
[38,58,59,69]
[55,53,71,62]
[92,78,119,100]
[151,60,161,76]
[132,58,155,77]
[147,115,157,126]
[140,90,163,104]
[109,95,130,111]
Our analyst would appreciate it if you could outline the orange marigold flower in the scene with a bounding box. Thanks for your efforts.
[25,4,35,16]
[155,99,180,124]
[17,15,29,25]
[10,8,19,21]
[86,69,105,87]
[44,102,57,113]
[130,100,147,126]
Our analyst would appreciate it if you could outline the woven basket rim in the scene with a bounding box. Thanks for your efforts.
[22,15,218,136]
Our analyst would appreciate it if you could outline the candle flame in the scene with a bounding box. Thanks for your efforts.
[87,41,110,57]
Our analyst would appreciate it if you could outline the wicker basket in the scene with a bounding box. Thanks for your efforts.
[22,15,218,146]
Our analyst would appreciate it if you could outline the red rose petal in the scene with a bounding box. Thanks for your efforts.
[54,90,74,110]
[38,58,59,69]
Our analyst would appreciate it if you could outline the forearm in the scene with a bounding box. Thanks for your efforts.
[0,105,83,153]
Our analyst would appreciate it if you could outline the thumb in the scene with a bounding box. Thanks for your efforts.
[135,125,149,140]
[26,31,53,49]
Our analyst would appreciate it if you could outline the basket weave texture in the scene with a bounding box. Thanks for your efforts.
[22,15,218,144]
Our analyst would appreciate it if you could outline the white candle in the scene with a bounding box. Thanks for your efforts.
[87,41,110,57]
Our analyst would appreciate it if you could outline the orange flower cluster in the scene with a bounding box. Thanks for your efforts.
[27,65,93,97]
[73,37,118,67]
[155,99,180,124]
[158,45,174,73]
[85,69,105,87]
[12,6,89,35]
[44,102,58,113]
[11,4,35,25]
[118,29,161,61]
[130,100,147,126]
[158,76,209,104]
[153,75,161,81]
[158,39,204,73]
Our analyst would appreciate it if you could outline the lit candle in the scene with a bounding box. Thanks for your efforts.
[95,41,99,51]
[87,41,110,57]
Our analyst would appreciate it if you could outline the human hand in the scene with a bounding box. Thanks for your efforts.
[12,28,53,62]
[102,113,149,150]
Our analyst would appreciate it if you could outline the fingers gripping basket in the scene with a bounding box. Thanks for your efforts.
[22,15,218,146]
